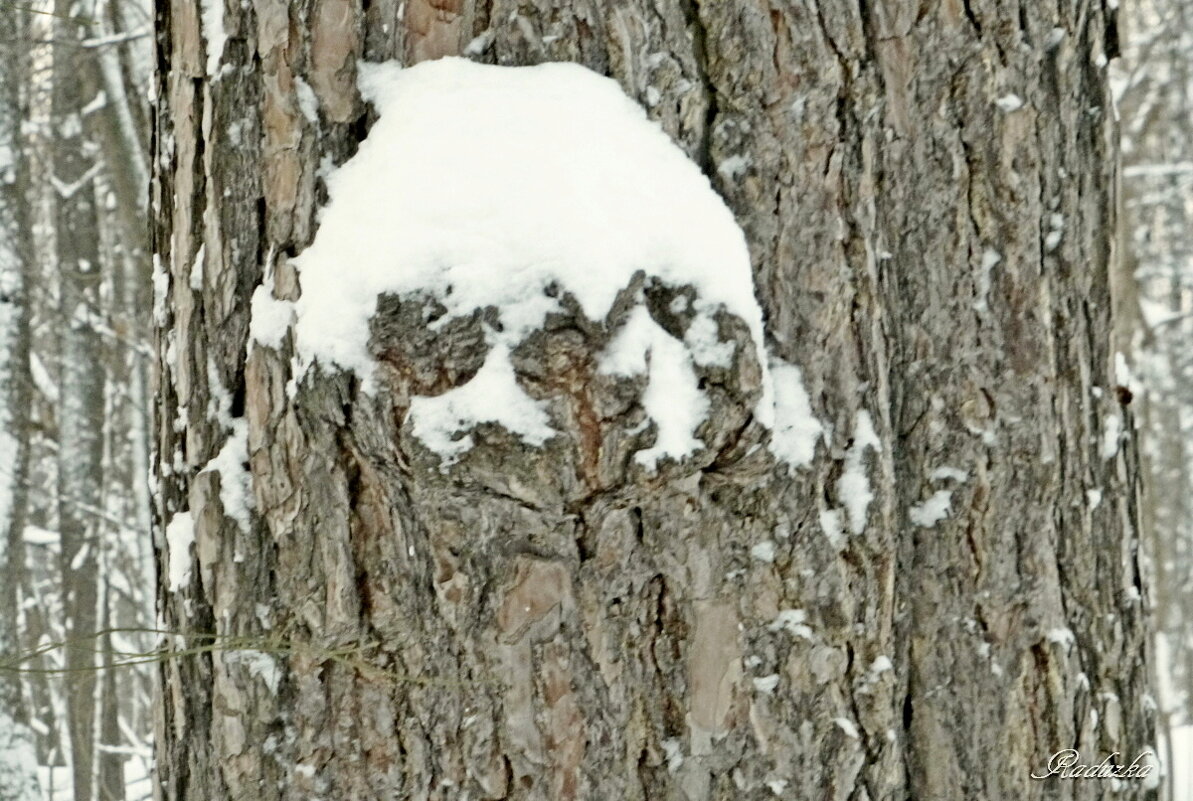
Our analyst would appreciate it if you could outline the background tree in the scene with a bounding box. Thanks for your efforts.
[51,3,111,798]
[0,2,41,799]
[152,2,1154,800]
[1115,0,1193,796]
[0,1,155,800]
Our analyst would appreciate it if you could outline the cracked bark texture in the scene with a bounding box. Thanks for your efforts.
[152,1,1154,800]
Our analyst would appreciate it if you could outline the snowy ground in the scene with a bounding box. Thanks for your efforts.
[35,760,151,801]
[1173,726,1193,801]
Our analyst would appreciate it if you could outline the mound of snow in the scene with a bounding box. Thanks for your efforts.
[291,58,787,467]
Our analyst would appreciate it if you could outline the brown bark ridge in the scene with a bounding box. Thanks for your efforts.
[152,1,1154,799]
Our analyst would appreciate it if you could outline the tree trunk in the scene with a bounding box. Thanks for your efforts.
[0,4,41,797]
[53,3,107,801]
[97,588,126,801]
[153,2,1155,800]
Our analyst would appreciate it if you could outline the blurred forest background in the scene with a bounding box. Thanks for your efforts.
[0,0,1192,799]
[0,1,154,799]
[1118,0,1193,798]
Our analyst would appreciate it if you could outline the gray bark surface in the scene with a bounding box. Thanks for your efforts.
[153,1,1154,800]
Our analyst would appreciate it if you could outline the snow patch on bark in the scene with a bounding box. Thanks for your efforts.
[199,0,227,77]
[1102,413,1122,460]
[838,411,881,535]
[249,276,295,351]
[752,674,780,694]
[598,305,708,469]
[768,609,812,639]
[409,342,555,466]
[749,540,776,563]
[909,490,953,528]
[294,76,319,124]
[995,93,1024,112]
[291,58,782,469]
[767,358,822,470]
[152,253,168,325]
[199,420,253,532]
[818,508,845,549]
[834,717,860,739]
[165,511,194,591]
[929,465,968,483]
[225,649,281,693]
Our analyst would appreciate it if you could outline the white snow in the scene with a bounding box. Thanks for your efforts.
[768,358,822,470]
[1045,213,1065,252]
[249,272,295,350]
[1046,627,1076,652]
[839,410,881,535]
[683,312,736,367]
[292,58,773,468]
[463,30,495,56]
[752,674,780,694]
[199,0,227,77]
[995,93,1025,112]
[1086,488,1103,510]
[152,253,168,325]
[189,244,205,290]
[870,655,893,674]
[834,718,860,739]
[199,420,253,531]
[409,342,555,464]
[1102,413,1122,460]
[294,76,319,123]
[661,738,684,773]
[0,712,40,801]
[768,609,813,640]
[69,543,91,570]
[819,508,845,549]
[29,353,58,403]
[717,154,751,180]
[750,541,776,563]
[1172,726,1193,800]
[972,249,1000,313]
[165,511,195,591]
[1140,297,1180,329]
[226,649,281,693]
[22,525,58,546]
[81,90,107,117]
[1115,351,1143,399]
[930,465,968,483]
[909,490,953,528]
[765,778,788,796]
[598,305,709,469]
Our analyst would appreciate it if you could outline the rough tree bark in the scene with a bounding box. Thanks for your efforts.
[153,2,1155,800]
